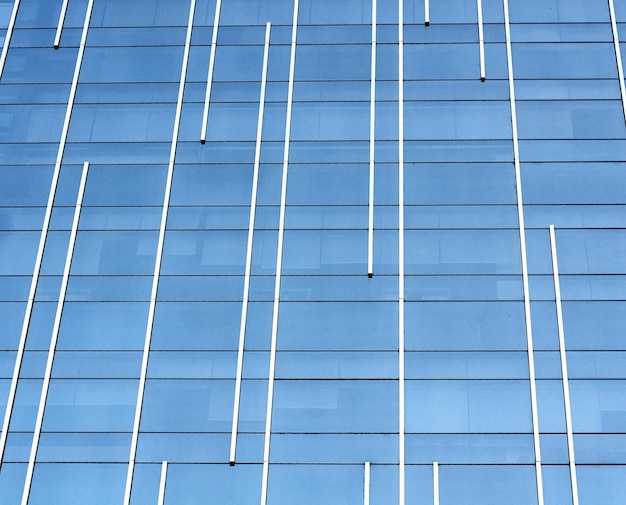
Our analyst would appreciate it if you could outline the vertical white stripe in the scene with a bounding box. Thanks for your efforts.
[609,0,626,123]
[157,461,168,505]
[230,21,271,466]
[476,0,485,80]
[200,0,223,142]
[0,0,92,468]
[549,225,580,505]
[0,0,20,79]
[260,2,298,504]
[20,161,89,505]
[424,0,430,25]
[54,0,70,49]
[368,0,377,278]
[364,462,371,505]
[123,1,196,503]
[433,462,439,505]
[398,1,405,505]
[503,1,544,504]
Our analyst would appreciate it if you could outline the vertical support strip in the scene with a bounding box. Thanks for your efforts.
[157,461,168,505]
[477,0,485,81]
[425,0,430,25]
[123,1,196,503]
[364,462,371,505]
[398,0,405,504]
[433,462,439,505]
[0,0,91,467]
[200,0,223,143]
[368,0,376,278]
[20,161,89,505]
[260,1,298,504]
[609,0,626,123]
[230,21,271,466]
[502,1,544,504]
[54,0,70,49]
[549,225,580,505]
[0,0,20,79]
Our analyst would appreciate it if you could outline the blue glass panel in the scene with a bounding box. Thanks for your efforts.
[291,102,369,140]
[87,27,186,46]
[129,464,160,505]
[213,46,265,81]
[406,380,532,433]
[28,464,126,505]
[286,164,369,205]
[147,351,237,379]
[219,0,293,25]
[0,231,39,274]
[267,464,362,505]
[170,164,253,205]
[536,380,566,432]
[90,0,190,27]
[0,104,65,142]
[569,351,626,379]
[280,275,398,301]
[516,79,620,100]
[554,229,626,274]
[0,301,26,349]
[272,380,397,432]
[540,434,569,463]
[578,465,626,504]
[406,434,535,464]
[3,47,76,83]
[276,351,397,379]
[570,380,626,433]
[157,275,243,301]
[0,464,26,505]
[405,275,524,302]
[0,166,52,206]
[57,302,149,350]
[36,433,131,462]
[52,351,141,378]
[406,352,528,379]
[66,275,152,301]
[295,45,371,80]
[509,0,609,22]
[299,0,371,24]
[575,434,626,463]
[43,379,137,431]
[440,465,538,505]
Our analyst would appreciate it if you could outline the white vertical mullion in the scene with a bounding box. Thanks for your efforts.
[424,0,430,25]
[20,161,89,505]
[0,0,91,468]
[549,225,580,505]
[200,0,223,143]
[433,462,439,505]
[398,0,405,504]
[0,0,20,79]
[230,21,271,466]
[54,0,70,49]
[477,0,485,81]
[260,1,298,504]
[157,461,168,505]
[503,1,544,504]
[123,1,196,503]
[368,0,376,278]
[364,462,371,505]
[609,0,626,123]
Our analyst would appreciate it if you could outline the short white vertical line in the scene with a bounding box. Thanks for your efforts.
[609,0,626,123]
[549,225,580,505]
[230,21,271,466]
[368,0,376,278]
[424,0,430,25]
[398,1,405,505]
[0,0,91,469]
[433,462,439,505]
[200,0,223,143]
[20,161,89,505]
[260,2,298,504]
[503,1,544,504]
[364,462,371,505]
[123,1,196,503]
[477,0,485,81]
[0,0,20,79]
[54,0,70,49]
[157,461,168,505]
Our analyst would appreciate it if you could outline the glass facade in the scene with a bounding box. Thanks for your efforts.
[1,0,626,503]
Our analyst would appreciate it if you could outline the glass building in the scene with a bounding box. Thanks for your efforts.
[1,0,626,503]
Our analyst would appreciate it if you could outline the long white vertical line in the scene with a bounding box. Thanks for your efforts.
[368,0,376,278]
[364,462,371,505]
[230,21,271,466]
[260,2,298,504]
[0,0,91,468]
[549,225,579,505]
[20,161,89,505]
[477,0,485,81]
[157,461,168,505]
[424,0,430,25]
[433,462,439,505]
[503,1,544,504]
[200,0,223,143]
[609,0,626,123]
[398,0,405,504]
[123,1,196,503]
[54,0,70,49]
[0,0,20,79]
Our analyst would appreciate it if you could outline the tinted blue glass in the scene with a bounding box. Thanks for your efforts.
[37,433,131,462]
[3,48,76,82]
[0,231,39,274]
[91,0,189,26]
[578,465,626,504]
[295,45,371,80]
[276,352,397,379]
[0,105,65,142]
[52,351,141,378]
[570,380,626,432]
[509,0,608,22]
